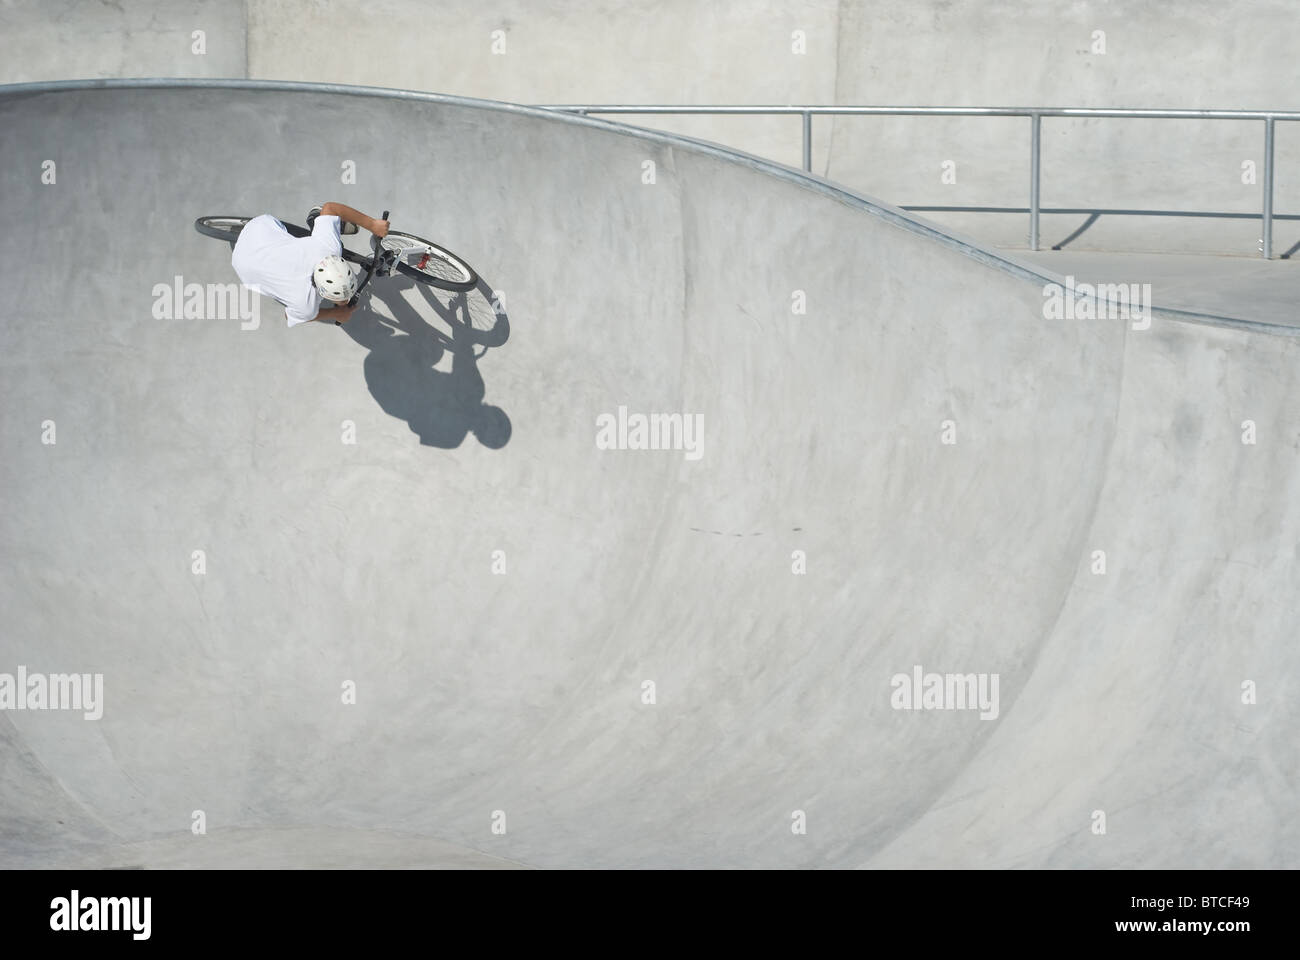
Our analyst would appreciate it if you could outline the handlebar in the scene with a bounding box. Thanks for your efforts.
[374,210,390,253]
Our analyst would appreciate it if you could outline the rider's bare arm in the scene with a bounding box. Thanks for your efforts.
[320,202,389,238]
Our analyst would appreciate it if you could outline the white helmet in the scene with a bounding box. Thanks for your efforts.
[313,255,357,302]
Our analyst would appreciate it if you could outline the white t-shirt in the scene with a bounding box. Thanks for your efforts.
[231,214,344,326]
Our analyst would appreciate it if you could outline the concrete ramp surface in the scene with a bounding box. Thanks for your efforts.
[1,82,1295,868]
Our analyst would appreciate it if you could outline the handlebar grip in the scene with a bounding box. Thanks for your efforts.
[370,211,389,253]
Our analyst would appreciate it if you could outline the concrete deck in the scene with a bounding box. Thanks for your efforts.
[1015,249,1300,329]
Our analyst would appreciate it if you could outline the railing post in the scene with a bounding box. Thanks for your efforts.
[802,111,813,172]
[1263,116,1275,259]
[1029,112,1041,251]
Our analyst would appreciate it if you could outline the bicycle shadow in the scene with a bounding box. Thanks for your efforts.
[339,274,512,449]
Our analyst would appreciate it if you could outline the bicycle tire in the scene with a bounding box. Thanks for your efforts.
[194,215,252,240]
[384,231,478,292]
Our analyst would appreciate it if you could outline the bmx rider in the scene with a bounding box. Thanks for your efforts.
[231,202,389,326]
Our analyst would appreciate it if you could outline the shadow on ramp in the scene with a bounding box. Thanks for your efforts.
[341,274,511,449]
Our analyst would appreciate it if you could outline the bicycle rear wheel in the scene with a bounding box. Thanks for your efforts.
[384,231,478,292]
[194,216,252,240]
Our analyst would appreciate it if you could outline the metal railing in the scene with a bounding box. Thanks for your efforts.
[545,105,1300,259]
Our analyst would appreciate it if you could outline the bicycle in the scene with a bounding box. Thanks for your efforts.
[194,209,479,322]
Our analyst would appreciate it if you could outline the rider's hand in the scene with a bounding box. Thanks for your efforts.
[371,218,389,238]
[327,302,358,325]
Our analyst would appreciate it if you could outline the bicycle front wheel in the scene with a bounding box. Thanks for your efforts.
[384,231,478,292]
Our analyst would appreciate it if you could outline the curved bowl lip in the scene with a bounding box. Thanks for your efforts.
[2,76,1290,337]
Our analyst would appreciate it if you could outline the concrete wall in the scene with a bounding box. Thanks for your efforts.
[3,1,1297,254]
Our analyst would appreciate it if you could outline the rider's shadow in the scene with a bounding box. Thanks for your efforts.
[339,275,511,449]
